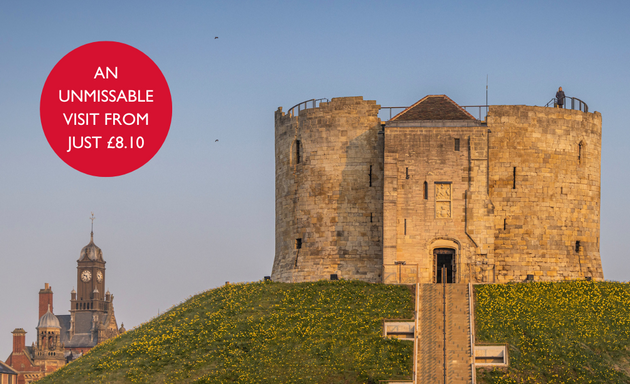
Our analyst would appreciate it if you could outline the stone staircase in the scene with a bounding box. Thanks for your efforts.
[416,284,473,384]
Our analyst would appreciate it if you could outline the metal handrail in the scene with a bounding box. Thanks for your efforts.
[414,283,419,384]
[462,105,489,121]
[286,98,329,118]
[545,96,588,113]
[379,105,489,121]
[469,281,477,384]
[379,106,408,121]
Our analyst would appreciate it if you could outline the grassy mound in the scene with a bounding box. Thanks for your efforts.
[40,280,414,384]
[476,281,630,384]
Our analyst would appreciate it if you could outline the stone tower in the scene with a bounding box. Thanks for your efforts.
[67,231,120,351]
[272,94,604,284]
[74,231,106,310]
[33,307,65,375]
[487,105,603,282]
[272,97,384,282]
[382,95,493,284]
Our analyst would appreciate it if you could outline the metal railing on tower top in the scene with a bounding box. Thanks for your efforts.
[286,98,329,118]
[285,96,589,122]
[379,105,490,122]
[545,96,588,113]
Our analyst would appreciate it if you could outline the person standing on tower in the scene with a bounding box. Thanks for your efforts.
[556,87,565,109]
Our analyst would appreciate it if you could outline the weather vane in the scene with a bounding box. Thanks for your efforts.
[90,212,95,233]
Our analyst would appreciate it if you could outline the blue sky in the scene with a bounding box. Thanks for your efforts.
[1,0,629,357]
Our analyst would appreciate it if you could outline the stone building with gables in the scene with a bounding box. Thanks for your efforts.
[5,231,124,383]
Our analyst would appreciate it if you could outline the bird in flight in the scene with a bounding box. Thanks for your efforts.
[215,139,219,142]
[215,37,219,39]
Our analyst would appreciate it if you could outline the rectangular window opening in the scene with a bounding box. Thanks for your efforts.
[370,213,373,223]
[454,138,460,151]
[575,240,581,253]
[296,238,302,249]
[513,167,516,189]
[503,218,507,230]
[369,165,372,187]
[404,219,407,235]
[423,181,428,199]
[405,167,409,180]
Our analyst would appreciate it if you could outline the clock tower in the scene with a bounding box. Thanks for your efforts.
[4,215,124,382]
[72,230,106,311]
[65,217,121,351]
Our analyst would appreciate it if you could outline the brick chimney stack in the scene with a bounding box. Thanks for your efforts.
[12,328,26,353]
[39,283,53,319]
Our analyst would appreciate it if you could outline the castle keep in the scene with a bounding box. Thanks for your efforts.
[272,95,603,284]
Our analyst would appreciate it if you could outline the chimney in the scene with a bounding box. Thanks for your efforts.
[39,283,53,319]
[12,328,26,353]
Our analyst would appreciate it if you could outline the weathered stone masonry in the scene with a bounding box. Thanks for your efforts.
[272,95,604,284]
[273,97,384,282]
[488,106,602,282]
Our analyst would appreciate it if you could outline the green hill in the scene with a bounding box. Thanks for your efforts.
[39,280,414,384]
[476,281,630,384]
[39,280,630,384]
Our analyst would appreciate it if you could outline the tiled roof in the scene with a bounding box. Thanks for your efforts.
[0,360,18,375]
[64,333,96,348]
[57,315,71,344]
[391,95,475,121]
[58,311,114,348]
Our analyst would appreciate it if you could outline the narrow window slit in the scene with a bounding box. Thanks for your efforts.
[295,140,301,164]
[370,213,373,223]
[454,138,460,151]
[369,165,372,187]
[424,181,428,199]
[404,219,407,235]
[504,218,507,230]
[296,238,302,249]
[405,167,409,179]
[513,167,516,189]
[575,241,581,253]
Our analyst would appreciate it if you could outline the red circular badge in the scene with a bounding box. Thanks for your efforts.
[40,41,172,177]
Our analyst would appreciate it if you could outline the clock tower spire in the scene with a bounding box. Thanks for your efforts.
[90,212,95,240]
[73,214,106,312]
[65,215,121,352]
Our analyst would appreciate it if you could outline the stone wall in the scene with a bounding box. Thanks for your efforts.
[272,97,383,282]
[383,120,494,284]
[488,105,603,282]
[272,97,603,284]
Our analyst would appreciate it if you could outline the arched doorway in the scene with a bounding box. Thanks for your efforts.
[434,248,456,283]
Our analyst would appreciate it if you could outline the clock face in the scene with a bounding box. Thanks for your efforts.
[97,271,103,283]
[81,270,92,282]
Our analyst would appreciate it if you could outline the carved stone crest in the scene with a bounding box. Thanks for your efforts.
[435,183,452,218]
[436,202,451,218]
[435,183,451,200]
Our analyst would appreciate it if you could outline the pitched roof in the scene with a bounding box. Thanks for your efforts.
[63,333,97,348]
[58,312,97,347]
[0,360,18,375]
[391,95,475,121]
